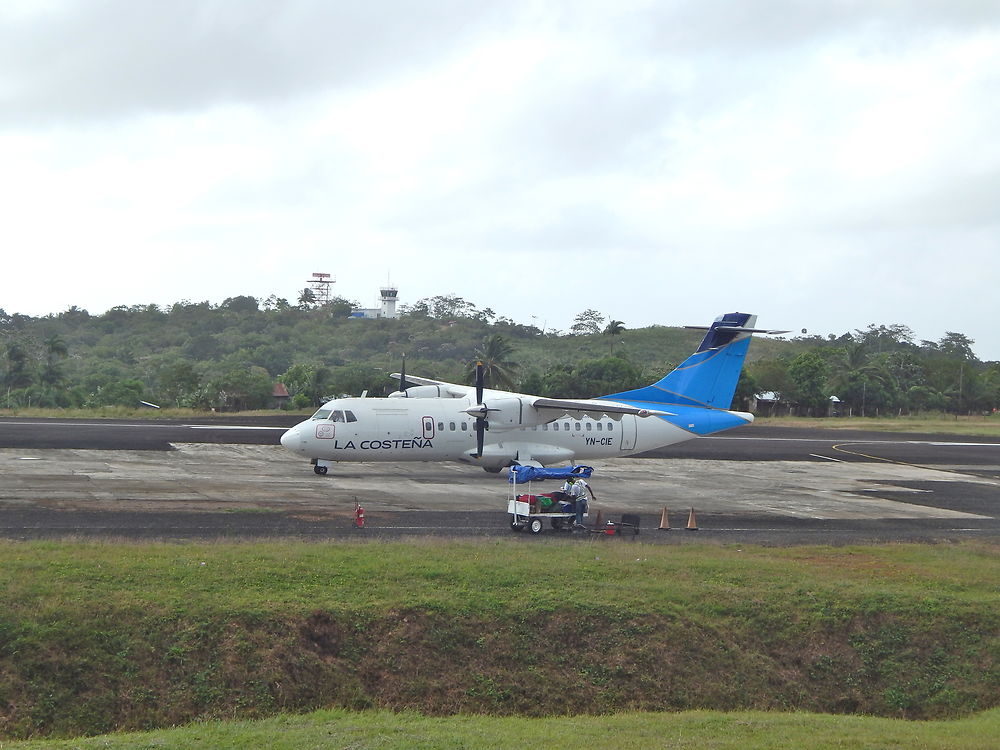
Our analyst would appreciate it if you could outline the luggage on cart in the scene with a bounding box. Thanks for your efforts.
[506,465,593,535]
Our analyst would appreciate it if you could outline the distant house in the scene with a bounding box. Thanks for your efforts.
[828,395,847,417]
[750,391,792,417]
[272,382,291,409]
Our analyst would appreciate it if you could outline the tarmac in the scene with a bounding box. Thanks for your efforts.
[1,417,998,544]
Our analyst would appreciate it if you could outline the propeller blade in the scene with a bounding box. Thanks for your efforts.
[472,362,486,457]
[399,354,407,394]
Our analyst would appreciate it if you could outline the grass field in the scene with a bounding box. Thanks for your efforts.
[1,540,997,744]
[756,414,1000,436]
[9,706,1000,749]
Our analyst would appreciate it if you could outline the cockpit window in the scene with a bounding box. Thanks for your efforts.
[330,411,345,422]
[345,410,358,423]
[311,408,333,420]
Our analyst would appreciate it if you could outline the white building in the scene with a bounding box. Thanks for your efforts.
[349,287,399,319]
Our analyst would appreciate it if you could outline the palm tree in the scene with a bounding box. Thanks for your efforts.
[40,335,68,386]
[603,319,625,355]
[466,334,518,390]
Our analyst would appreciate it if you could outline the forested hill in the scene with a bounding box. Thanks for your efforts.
[1,295,996,416]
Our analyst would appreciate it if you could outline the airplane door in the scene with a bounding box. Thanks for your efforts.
[421,416,435,440]
[619,415,637,451]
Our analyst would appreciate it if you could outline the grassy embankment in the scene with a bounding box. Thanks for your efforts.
[1,541,997,744]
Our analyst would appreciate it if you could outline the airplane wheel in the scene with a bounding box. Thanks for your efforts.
[528,518,543,535]
[313,465,328,475]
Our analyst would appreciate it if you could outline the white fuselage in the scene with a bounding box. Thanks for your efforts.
[280,395,697,470]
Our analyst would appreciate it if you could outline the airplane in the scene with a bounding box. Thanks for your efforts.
[279,312,787,474]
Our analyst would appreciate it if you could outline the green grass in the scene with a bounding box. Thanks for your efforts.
[0,406,301,420]
[4,539,997,617]
[7,707,1000,749]
[756,413,1000,436]
[1,541,998,741]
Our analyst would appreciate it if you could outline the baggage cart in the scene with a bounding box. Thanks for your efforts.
[506,465,593,534]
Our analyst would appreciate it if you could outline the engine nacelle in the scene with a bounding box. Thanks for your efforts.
[465,397,552,430]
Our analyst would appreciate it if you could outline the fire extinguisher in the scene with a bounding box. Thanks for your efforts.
[354,499,365,528]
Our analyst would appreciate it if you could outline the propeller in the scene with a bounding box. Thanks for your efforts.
[473,361,487,457]
[398,354,407,395]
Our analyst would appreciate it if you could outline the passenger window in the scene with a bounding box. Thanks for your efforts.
[438,421,445,431]
[553,423,559,431]
[574,422,581,431]
[607,422,614,431]
[449,422,456,431]
[542,424,548,431]
[460,422,468,431]
[596,423,603,431]
[586,423,592,431]
[345,411,358,423]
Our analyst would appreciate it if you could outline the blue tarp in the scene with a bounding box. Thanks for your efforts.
[508,465,594,484]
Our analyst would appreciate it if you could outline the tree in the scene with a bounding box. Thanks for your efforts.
[603,320,625,354]
[215,367,273,411]
[3,341,33,390]
[89,378,144,407]
[156,360,201,407]
[854,323,915,354]
[297,288,317,309]
[573,356,645,397]
[932,332,977,362]
[570,309,605,336]
[220,296,260,314]
[733,368,758,411]
[787,350,829,415]
[467,334,518,390]
[40,335,68,387]
[280,363,335,406]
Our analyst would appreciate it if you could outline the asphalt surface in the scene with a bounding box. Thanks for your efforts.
[1,416,998,545]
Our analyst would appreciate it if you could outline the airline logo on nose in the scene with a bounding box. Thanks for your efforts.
[316,424,336,439]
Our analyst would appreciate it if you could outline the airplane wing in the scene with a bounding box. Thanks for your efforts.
[530,397,674,418]
[390,373,455,388]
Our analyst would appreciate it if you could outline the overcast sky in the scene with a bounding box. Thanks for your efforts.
[2,1,999,359]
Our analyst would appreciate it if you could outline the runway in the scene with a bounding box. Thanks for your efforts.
[1,417,998,544]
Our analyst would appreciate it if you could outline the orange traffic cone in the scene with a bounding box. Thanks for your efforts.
[686,507,698,531]
[591,509,602,530]
[658,507,670,531]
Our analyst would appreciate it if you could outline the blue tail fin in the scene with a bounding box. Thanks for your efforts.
[600,312,758,410]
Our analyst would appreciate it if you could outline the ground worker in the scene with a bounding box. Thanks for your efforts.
[562,476,596,528]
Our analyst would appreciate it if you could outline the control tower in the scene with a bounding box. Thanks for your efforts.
[349,284,401,319]
[379,286,399,319]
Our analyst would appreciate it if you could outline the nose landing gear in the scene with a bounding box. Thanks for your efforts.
[311,459,332,475]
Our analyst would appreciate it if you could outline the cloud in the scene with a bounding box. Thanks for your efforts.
[2,1,1000,358]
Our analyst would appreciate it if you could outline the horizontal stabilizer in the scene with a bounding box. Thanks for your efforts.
[684,325,790,335]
